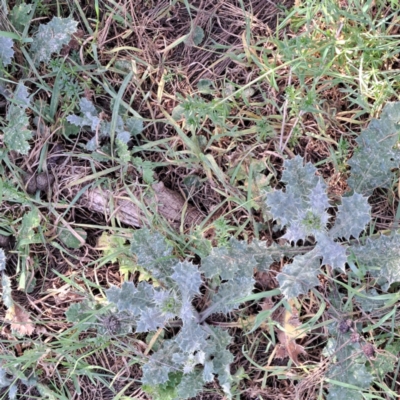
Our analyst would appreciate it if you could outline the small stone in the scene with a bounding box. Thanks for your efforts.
[48,144,65,167]
[0,234,10,247]
[36,172,55,191]
[23,172,37,194]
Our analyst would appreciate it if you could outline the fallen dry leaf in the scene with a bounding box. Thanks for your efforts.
[6,304,35,336]
[273,299,307,365]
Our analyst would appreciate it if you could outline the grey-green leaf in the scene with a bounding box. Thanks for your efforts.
[0,367,12,388]
[0,37,14,66]
[130,228,176,281]
[175,320,208,353]
[4,105,32,154]
[277,250,321,298]
[0,249,5,272]
[176,370,204,399]
[126,117,144,135]
[210,276,255,314]
[347,102,400,195]
[171,261,202,298]
[351,233,400,290]
[327,363,372,399]
[31,17,78,64]
[142,341,179,385]
[266,156,329,241]
[106,281,154,316]
[13,82,31,109]
[315,234,347,271]
[201,237,255,280]
[330,192,371,240]
[10,3,33,32]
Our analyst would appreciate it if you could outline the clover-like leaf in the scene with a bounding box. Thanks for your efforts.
[277,250,321,298]
[31,16,78,64]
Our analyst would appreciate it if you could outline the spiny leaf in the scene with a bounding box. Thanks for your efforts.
[277,250,321,299]
[0,367,12,388]
[330,193,371,240]
[66,98,101,131]
[347,102,400,195]
[142,341,180,386]
[65,301,96,324]
[175,320,208,353]
[327,363,372,399]
[315,234,348,271]
[31,17,78,64]
[171,261,202,298]
[210,276,255,314]
[266,156,330,241]
[126,117,144,135]
[106,281,154,316]
[0,250,5,272]
[1,272,13,309]
[176,370,204,399]
[13,82,30,109]
[0,37,14,66]
[201,237,255,280]
[4,105,32,154]
[205,327,233,397]
[130,228,177,281]
[351,233,400,290]
[326,385,364,400]
[354,289,385,313]
[142,372,182,400]
[136,307,169,333]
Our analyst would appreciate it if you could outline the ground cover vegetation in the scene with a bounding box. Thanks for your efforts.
[1,0,400,399]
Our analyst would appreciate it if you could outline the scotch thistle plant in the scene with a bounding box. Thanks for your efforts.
[64,102,400,398]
